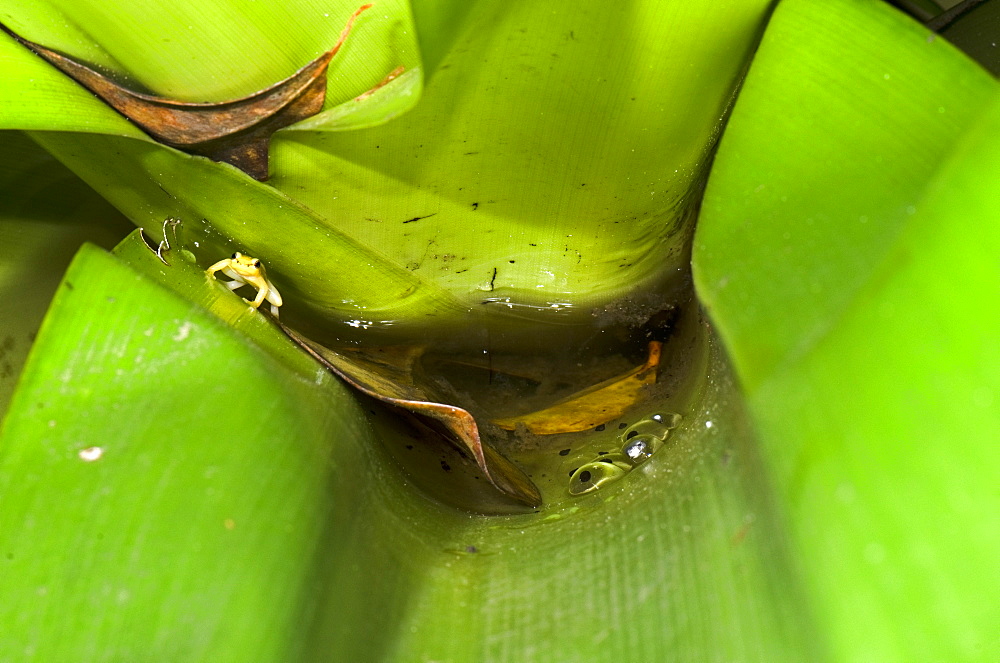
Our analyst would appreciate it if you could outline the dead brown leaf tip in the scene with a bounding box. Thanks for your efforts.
[2,4,373,180]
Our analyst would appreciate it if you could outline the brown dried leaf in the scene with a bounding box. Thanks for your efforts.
[278,323,542,507]
[1,5,372,180]
[354,65,405,102]
[492,341,663,435]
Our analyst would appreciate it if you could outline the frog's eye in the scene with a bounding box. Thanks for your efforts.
[252,259,261,268]
[231,252,239,260]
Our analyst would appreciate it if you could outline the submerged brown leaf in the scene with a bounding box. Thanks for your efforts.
[1,5,372,180]
[277,323,542,507]
[493,341,663,435]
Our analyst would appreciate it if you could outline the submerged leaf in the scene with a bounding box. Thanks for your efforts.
[492,341,663,435]
[277,323,541,507]
[0,5,374,180]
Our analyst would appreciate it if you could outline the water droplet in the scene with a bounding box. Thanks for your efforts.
[78,446,103,462]
[622,434,659,465]
[568,459,628,495]
[617,413,681,465]
[620,414,678,443]
[650,412,682,429]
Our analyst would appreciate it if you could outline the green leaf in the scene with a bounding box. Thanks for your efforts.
[0,243,471,661]
[1,0,420,104]
[19,0,996,660]
[26,130,472,327]
[0,3,423,137]
[693,0,999,659]
[0,26,144,136]
[0,132,131,415]
[2,0,774,333]
[0,241,820,660]
[267,0,774,321]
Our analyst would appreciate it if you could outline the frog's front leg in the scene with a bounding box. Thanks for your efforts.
[206,258,233,278]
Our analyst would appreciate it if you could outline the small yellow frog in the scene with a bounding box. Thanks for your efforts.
[206,252,283,316]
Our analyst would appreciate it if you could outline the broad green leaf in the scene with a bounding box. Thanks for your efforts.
[0,24,146,137]
[0,11,421,137]
[2,0,775,335]
[1,0,419,104]
[0,1,460,329]
[0,0,438,326]
[13,0,995,660]
[0,241,820,660]
[25,130,471,330]
[693,0,999,660]
[270,0,773,323]
[4,5,407,181]
[0,244,475,661]
[695,0,996,387]
[0,132,130,415]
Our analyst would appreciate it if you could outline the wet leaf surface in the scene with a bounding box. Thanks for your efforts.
[492,341,663,434]
[277,322,542,507]
[0,241,815,660]
[0,0,755,330]
[0,5,374,180]
[693,0,1000,658]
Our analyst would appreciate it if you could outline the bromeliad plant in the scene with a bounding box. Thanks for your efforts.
[0,0,996,661]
